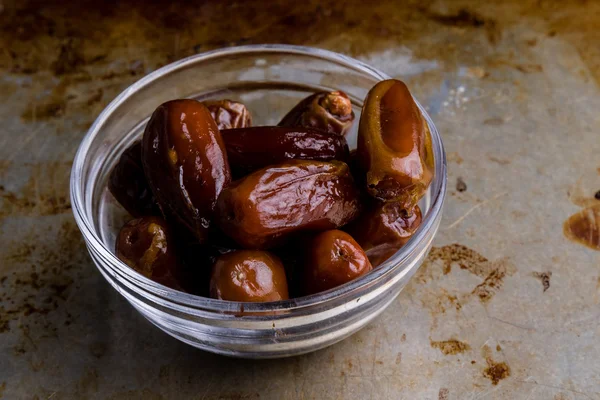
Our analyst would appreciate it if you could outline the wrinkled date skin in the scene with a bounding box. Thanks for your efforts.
[210,250,289,302]
[357,79,434,209]
[216,160,361,249]
[303,230,372,295]
[142,99,231,243]
[204,99,252,130]
[116,216,183,290]
[347,203,422,267]
[278,91,355,136]
[221,126,350,177]
[108,141,159,217]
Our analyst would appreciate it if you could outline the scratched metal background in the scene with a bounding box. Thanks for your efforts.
[1,0,599,399]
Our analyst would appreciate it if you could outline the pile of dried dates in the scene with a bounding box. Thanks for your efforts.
[110,79,433,302]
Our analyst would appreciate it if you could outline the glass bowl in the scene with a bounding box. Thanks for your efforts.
[70,44,447,358]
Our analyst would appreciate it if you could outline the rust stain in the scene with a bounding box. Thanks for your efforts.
[400,333,406,342]
[89,342,107,359]
[395,352,402,365]
[456,177,467,192]
[563,205,600,250]
[438,388,449,400]
[446,152,463,165]
[421,7,499,44]
[416,288,464,317]
[0,220,84,335]
[472,265,510,303]
[0,162,73,218]
[430,338,471,355]
[0,382,5,398]
[420,245,516,305]
[482,345,511,385]
[568,174,600,208]
[427,244,489,276]
[52,38,85,75]
[483,361,511,385]
[532,271,552,292]
[483,117,504,126]
[106,389,165,400]
[488,155,511,165]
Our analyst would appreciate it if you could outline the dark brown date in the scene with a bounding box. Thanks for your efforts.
[108,141,159,217]
[357,79,433,208]
[346,203,422,267]
[204,99,252,130]
[209,250,289,302]
[278,91,355,136]
[221,126,349,177]
[116,216,183,290]
[216,160,361,249]
[303,230,372,295]
[142,99,231,243]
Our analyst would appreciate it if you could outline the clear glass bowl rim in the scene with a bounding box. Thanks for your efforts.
[70,44,447,315]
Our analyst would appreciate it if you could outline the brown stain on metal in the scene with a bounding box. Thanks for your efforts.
[481,345,511,385]
[438,388,449,400]
[563,205,600,250]
[471,264,510,303]
[568,174,600,208]
[430,338,471,355]
[456,177,467,192]
[0,382,5,398]
[0,162,73,218]
[532,271,552,292]
[446,152,463,165]
[0,219,84,334]
[1,0,599,90]
[417,245,516,306]
[483,117,504,126]
[427,244,490,276]
[106,389,166,400]
[488,155,511,165]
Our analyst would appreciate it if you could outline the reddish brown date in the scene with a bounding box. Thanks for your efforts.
[278,91,355,136]
[142,99,231,243]
[108,141,159,217]
[303,230,372,295]
[347,203,422,267]
[221,126,350,177]
[116,216,183,290]
[209,250,289,302]
[216,160,361,249]
[357,79,433,208]
[204,99,252,130]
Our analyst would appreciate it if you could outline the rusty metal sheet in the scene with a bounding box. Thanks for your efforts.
[1,0,599,399]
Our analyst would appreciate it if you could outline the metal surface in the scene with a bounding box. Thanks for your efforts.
[1,0,599,398]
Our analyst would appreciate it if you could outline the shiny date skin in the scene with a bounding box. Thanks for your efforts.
[108,141,159,217]
[303,230,372,295]
[347,203,422,267]
[221,126,350,177]
[278,91,355,137]
[216,160,361,249]
[116,216,183,290]
[210,250,289,302]
[142,99,231,243]
[204,99,252,130]
[357,79,433,208]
